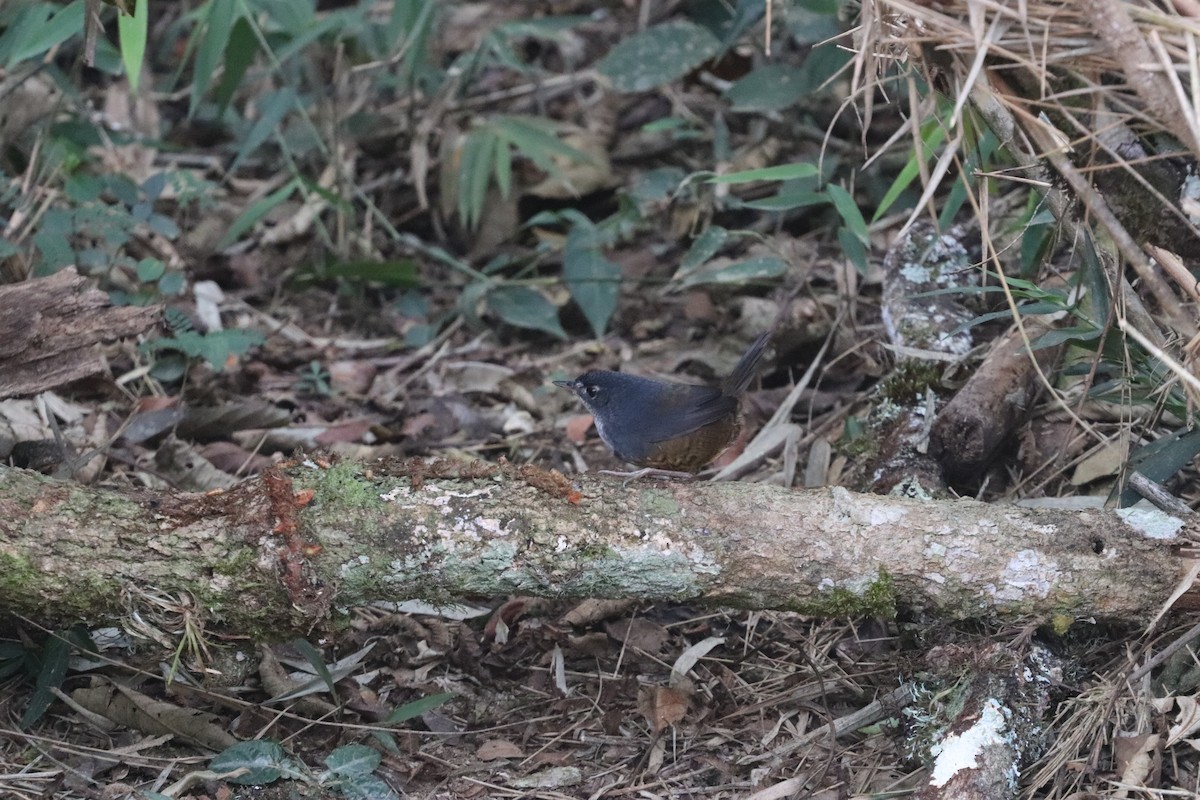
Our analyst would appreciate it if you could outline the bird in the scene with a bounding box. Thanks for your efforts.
[554,332,771,479]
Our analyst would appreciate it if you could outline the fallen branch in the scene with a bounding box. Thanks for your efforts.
[0,268,159,398]
[0,460,1189,634]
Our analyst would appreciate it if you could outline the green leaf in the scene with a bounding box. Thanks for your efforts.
[837,227,868,274]
[20,631,71,728]
[787,0,843,43]
[1118,429,1200,508]
[191,0,238,114]
[4,0,84,66]
[873,120,947,222]
[319,260,421,288]
[487,286,566,339]
[323,744,381,778]
[1030,326,1101,350]
[628,167,686,207]
[211,740,297,785]
[215,16,258,115]
[826,184,868,241]
[739,190,827,211]
[677,255,788,289]
[218,178,300,248]
[564,223,620,338]
[136,258,166,282]
[597,20,722,92]
[678,226,729,275]
[338,774,400,800]
[457,127,499,230]
[141,328,266,371]
[384,692,453,725]
[706,163,820,184]
[158,271,188,296]
[494,116,592,171]
[117,0,148,92]
[725,64,809,112]
[292,639,336,697]
[230,87,298,172]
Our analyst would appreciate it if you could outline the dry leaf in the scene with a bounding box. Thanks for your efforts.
[1168,696,1200,746]
[476,739,523,761]
[606,618,669,653]
[638,685,690,733]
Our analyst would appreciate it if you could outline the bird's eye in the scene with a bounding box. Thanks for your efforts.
[584,384,600,398]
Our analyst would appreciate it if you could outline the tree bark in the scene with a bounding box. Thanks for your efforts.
[0,268,159,399]
[0,461,1188,634]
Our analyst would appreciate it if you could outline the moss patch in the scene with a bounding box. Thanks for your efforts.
[795,570,897,618]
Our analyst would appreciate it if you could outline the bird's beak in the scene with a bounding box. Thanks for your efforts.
[553,379,577,391]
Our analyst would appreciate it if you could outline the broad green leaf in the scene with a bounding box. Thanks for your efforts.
[215,16,258,115]
[706,163,820,184]
[725,64,808,112]
[211,740,297,785]
[597,20,722,92]
[628,167,686,208]
[826,184,867,241]
[136,258,166,282]
[117,0,148,91]
[678,226,729,276]
[678,255,788,289]
[837,227,868,274]
[20,631,71,728]
[338,774,400,800]
[384,692,453,725]
[4,0,84,66]
[564,223,620,338]
[323,744,381,778]
[487,286,566,339]
[787,0,843,43]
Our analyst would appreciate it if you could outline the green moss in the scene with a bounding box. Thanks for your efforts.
[312,461,378,509]
[794,569,896,618]
[0,551,37,597]
[880,361,942,405]
[210,546,259,577]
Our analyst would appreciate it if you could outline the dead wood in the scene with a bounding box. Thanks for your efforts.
[931,318,1064,481]
[0,269,160,398]
[0,461,1189,635]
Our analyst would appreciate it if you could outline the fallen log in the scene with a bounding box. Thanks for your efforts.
[0,461,1188,633]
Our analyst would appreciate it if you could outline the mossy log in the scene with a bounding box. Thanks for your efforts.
[0,461,1189,635]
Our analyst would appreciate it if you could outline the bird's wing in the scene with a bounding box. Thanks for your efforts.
[648,385,738,443]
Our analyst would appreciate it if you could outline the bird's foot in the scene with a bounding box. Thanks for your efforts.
[598,468,696,484]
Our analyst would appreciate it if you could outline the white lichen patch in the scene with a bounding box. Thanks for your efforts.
[817,575,882,594]
[992,549,1060,601]
[339,554,371,577]
[928,697,1013,788]
[378,485,410,502]
[1117,506,1185,540]
[380,483,494,507]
